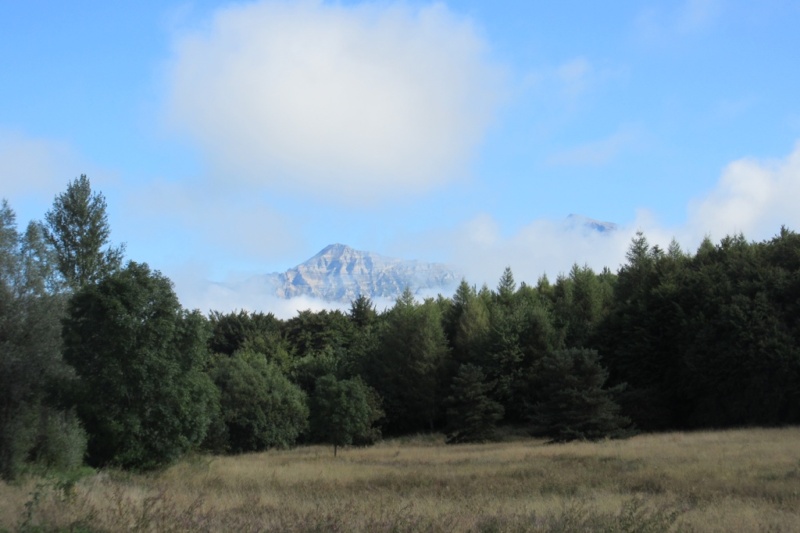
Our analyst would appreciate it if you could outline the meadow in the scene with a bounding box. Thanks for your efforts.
[2,427,799,532]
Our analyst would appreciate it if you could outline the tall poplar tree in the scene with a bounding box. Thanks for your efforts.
[43,175,124,289]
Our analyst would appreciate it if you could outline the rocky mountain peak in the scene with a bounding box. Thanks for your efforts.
[314,243,354,258]
[261,244,460,303]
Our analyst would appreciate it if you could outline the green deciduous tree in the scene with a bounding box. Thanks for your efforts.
[43,175,124,289]
[63,262,217,469]
[207,351,308,453]
[208,310,291,371]
[0,201,86,480]
[309,374,383,456]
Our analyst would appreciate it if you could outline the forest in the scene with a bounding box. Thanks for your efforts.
[2,175,799,478]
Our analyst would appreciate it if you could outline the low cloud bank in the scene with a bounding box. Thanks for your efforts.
[175,141,800,315]
[448,141,800,288]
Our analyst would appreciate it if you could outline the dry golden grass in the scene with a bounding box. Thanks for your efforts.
[2,427,799,532]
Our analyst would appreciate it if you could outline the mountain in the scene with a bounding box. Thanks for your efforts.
[565,214,618,233]
[259,244,460,303]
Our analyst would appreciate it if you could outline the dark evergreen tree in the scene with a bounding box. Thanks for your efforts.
[677,233,800,427]
[530,348,630,442]
[566,264,611,348]
[346,295,381,379]
[364,289,449,433]
[496,266,516,308]
[594,232,685,429]
[349,295,377,329]
[445,364,503,444]
[449,281,491,367]
[485,307,525,412]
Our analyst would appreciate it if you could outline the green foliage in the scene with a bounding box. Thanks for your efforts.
[482,272,560,423]
[43,175,124,289]
[496,266,517,307]
[530,349,630,442]
[365,290,450,434]
[0,200,85,480]
[10,174,800,456]
[284,309,354,360]
[309,374,383,455]
[208,352,309,453]
[558,264,613,348]
[290,346,340,394]
[446,281,491,368]
[26,408,88,473]
[598,229,800,430]
[445,364,503,444]
[208,310,291,371]
[63,262,218,469]
[349,295,377,328]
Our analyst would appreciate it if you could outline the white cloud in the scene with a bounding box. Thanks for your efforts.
[388,143,800,293]
[440,215,639,288]
[177,274,348,319]
[165,0,504,203]
[687,141,800,241]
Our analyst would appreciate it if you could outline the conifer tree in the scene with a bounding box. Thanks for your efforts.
[445,364,503,444]
[530,348,630,442]
[365,289,449,433]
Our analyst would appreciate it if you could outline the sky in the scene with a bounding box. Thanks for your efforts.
[2,0,800,316]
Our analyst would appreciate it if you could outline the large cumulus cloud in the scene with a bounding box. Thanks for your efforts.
[165,0,504,203]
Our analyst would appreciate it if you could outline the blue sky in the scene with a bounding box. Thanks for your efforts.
[3,0,800,315]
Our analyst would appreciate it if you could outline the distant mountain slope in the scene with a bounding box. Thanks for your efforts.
[260,244,460,303]
[565,214,618,233]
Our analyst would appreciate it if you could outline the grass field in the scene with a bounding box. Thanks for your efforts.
[2,427,799,532]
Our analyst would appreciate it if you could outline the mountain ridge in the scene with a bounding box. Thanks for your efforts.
[234,214,617,304]
[261,243,460,303]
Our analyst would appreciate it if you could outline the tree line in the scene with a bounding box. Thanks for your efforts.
[2,176,799,477]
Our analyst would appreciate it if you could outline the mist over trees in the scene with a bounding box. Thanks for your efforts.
[2,177,800,477]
